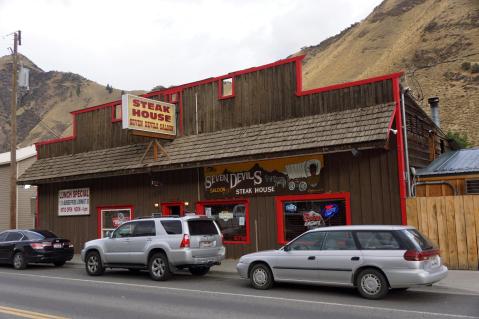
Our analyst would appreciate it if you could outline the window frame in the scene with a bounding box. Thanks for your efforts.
[161,201,186,216]
[97,205,135,238]
[218,76,235,100]
[111,103,122,122]
[195,199,250,245]
[275,192,351,245]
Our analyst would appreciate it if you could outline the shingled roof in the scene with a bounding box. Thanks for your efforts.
[19,103,395,184]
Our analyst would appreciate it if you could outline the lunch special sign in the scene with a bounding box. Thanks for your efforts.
[122,94,177,137]
[204,155,324,198]
[58,188,90,216]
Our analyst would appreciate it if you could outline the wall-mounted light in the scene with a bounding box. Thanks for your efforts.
[23,184,31,190]
[184,201,189,206]
[389,129,398,135]
[154,203,159,208]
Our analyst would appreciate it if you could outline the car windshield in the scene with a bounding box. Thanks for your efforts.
[28,230,58,239]
[402,229,434,250]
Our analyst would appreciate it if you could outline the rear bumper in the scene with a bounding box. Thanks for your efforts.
[169,247,225,267]
[26,250,74,264]
[387,266,448,288]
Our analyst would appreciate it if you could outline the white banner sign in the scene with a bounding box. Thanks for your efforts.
[58,188,90,216]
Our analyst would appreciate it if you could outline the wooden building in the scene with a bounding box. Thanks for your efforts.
[18,56,448,258]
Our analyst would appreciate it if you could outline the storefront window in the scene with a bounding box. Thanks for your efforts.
[98,207,133,238]
[276,194,350,244]
[198,200,249,243]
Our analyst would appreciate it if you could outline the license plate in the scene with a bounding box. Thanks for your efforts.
[429,256,439,268]
[53,243,62,249]
[200,241,213,248]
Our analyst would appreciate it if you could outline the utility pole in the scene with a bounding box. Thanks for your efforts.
[10,30,21,229]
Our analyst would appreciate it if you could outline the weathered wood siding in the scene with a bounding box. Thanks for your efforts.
[38,147,400,258]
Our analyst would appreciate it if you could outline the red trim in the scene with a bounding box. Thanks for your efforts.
[297,71,404,96]
[196,199,250,245]
[161,202,186,216]
[392,78,407,225]
[274,192,351,245]
[96,205,134,238]
[218,77,235,100]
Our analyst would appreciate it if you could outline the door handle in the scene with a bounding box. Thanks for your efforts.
[308,256,316,260]
[351,256,360,261]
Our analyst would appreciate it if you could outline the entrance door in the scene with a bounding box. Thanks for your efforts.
[161,202,185,217]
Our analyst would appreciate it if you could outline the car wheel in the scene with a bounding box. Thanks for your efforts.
[356,268,389,299]
[249,263,274,290]
[12,252,27,270]
[148,252,172,281]
[54,261,66,267]
[189,266,210,276]
[85,251,105,276]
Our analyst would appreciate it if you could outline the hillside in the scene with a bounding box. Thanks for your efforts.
[296,0,479,145]
[0,54,143,152]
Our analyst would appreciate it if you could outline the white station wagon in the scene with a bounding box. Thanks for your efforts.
[237,225,447,299]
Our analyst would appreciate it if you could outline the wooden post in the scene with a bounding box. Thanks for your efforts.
[10,31,19,229]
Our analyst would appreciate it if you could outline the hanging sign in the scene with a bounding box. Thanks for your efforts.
[122,94,177,137]
[58,188,90,216]
[204,154,324,198]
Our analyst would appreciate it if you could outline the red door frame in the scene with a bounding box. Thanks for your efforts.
[96,205,134,238]
[196,199,250,245]
[161,202,186,216]
[274,192,351,245]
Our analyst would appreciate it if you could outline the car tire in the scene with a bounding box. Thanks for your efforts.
[12,252,27,270]
[249,263,274,290]
[356,268,389,299]
[189,266,210,276]
[53,261,66,267]
[85,251,105,276]
[148,252,172,281]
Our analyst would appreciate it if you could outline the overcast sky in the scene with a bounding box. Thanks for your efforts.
[0,0,382,91]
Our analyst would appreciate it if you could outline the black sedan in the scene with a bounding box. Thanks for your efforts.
[0,229,74,269]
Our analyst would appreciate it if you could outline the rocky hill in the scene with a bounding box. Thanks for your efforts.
[0,54,140,152]
[295,0,479,145]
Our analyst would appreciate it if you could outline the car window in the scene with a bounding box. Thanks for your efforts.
[31,230,57,238]
[112,222,135,238]
[0,232,8,242]
[133,221,156,237]
[401,229,434,250]
[6,232,23,242]
[322,231,357,250]
[356,231,401,250]
[23,231,46,241]
[288,231,326,251]
[188,220,218,236]
[161,220,183,235]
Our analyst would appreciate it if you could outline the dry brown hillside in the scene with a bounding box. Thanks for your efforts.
[0,54,144,152]
[296,0,479,145]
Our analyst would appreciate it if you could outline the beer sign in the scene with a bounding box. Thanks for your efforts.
[122,94,177,137]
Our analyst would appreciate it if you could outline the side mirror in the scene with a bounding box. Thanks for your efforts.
[283,245,291,252]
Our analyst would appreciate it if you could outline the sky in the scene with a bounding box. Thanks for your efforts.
[0,0,383,91]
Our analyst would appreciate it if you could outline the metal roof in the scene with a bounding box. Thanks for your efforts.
[0,145,36,165]
[416,148,479,176]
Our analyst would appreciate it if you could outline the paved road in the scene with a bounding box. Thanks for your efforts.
[0,263,477,319]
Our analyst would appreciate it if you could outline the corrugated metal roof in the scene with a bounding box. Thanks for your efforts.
[0,145,36,165]
[416,148,479,176]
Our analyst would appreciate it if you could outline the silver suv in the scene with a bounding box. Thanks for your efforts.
[81,216,225,280]
[237,225,448,299]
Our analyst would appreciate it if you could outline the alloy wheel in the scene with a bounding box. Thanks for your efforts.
[151,258,166,277]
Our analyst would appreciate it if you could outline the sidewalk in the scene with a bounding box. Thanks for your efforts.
[70,255,479,294]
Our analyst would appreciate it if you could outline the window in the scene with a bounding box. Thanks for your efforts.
[188,220,219,236]
[133,221,156,237]
[23,231,46,241]
[98,206,134,238]
[170,93,179,103]
[218,77,234,99]
[356,231,400,250]
[0,232,8,242]
[322,231,356,250]
[466,180,479,194]
[161,202,185,216]
[161,220,183,235]
[196,200,249,244]
[112,104,122,121]
[275,193,351,245]
[112,222,135,238]
[401,229,434,250]
[288,231,326,251]
[6,232,23,242]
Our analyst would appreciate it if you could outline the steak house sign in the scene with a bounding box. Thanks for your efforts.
[204,155,324,198]
[122,94,177,137]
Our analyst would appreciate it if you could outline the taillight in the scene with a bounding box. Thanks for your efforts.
[30,242,51,250]
[180,234,190,248]
[220,233,224,245]
[404,249,439,261]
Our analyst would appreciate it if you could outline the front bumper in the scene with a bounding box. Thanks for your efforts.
[388,265,448,288]
[236,261,249,279]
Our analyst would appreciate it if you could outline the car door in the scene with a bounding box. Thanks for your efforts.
[0,232,10,262]
[270,231,326,283]
[317,230,362,285]
[128,221,156,264]
[103,222,135,263]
